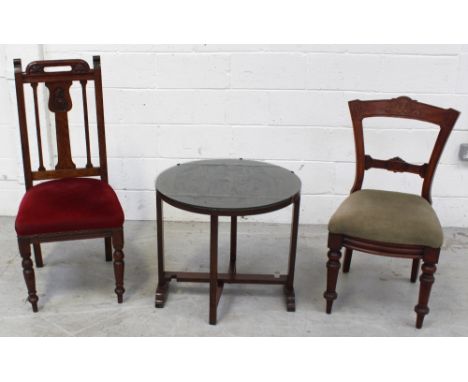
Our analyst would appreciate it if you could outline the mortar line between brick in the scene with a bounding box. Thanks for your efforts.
[99,87,468,95]
[45,49,463,57]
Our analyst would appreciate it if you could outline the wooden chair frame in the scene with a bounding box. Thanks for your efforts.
[324,96,460,328]
[14,56,124,312]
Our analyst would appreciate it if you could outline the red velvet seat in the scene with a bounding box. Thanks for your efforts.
[16,178,124,236]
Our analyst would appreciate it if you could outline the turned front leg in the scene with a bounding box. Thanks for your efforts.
[18,239,39,312]
[324,236,342,314]
[415,261,437,329]
[112,229,125,303]
[414,248,439,329]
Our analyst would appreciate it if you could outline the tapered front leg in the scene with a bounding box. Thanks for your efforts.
[18,239,39,312]
[112,229,125,303]
[209,215,219,325]
[324,234,343,314]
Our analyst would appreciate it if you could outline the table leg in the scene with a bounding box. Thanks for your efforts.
[209,214,219,325]
[285,194,300,312]
[155,191,168,308]
[229,216,237,275]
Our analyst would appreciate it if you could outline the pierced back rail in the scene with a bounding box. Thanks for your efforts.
[14,56,108,190]
[348,96,460,203]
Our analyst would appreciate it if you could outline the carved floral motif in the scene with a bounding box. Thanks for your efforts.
[385,96,421,117]
[28,64,43,73]
[50,87,69,112]
[45,81,73,113]
[73,62,89,73]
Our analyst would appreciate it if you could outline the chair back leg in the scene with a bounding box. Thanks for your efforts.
[410,258,420,283]
[343,248,353,273]
[105,237,112,262]
[33,243,44,268]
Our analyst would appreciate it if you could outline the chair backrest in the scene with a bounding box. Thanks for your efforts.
[348,96,460,203]
[14,56,108,190]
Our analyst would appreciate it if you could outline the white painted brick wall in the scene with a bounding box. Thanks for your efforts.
[1,44,468,227]
[231,53,307,89]
[155,54,230,89]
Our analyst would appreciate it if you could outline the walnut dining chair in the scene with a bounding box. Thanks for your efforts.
[324,96,459,328]
[13,56,125,312]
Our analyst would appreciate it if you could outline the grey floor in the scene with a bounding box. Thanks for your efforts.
[0,215,467,336]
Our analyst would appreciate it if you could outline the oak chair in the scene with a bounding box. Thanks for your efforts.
[324,96,459,328]
[13,56,125,312]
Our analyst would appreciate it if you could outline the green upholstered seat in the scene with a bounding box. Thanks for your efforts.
[328,189,443,248]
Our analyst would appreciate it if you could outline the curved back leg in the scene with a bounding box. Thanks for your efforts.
[105,237,112,262]
[33,243,43,268]
[411,258,420,283]
[343,248,353,273]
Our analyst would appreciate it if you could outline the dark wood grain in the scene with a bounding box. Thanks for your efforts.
[31,83,45,171]
[364,155,427,178]
[324,233,342,314]
[162,271,288,284]
[325,96,459,328]
[105,237,112,262]
[155,160,301,324]
[80,80,93,169]
[18,239,38,312]
[415,248,439,329]
[209,215,219,325]
[13,56,124,312]
[342,248,352,273]
[112,229,125,304]
[349,96,459,202]
[411,258,420,283]
[229,216,237,275]
[155,191,167,308]
[285,194,300,312]
[33,243,43,268]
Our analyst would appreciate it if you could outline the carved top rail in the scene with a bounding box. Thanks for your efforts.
[349,96,458,126]
[14,59,95,83]
[26,59,91,75]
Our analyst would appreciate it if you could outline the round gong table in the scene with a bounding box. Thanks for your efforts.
[155,159,301,325]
